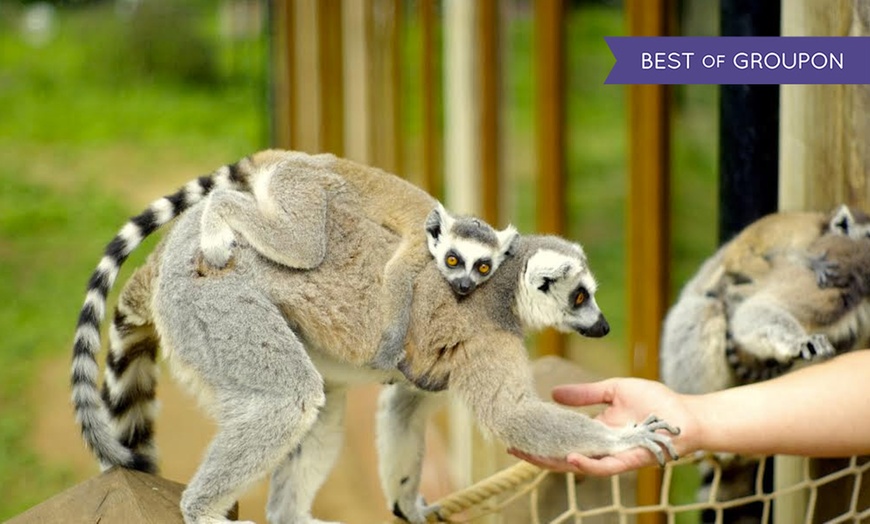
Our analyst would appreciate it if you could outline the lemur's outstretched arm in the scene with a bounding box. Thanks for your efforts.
[451,331,678,461]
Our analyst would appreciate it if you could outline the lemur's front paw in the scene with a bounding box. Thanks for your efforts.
[392,494,442,524]
[371,324,407,370]
[623,414,681,466]
[808,252,845,288]
[200,228,237,268]
[798,334,836,361]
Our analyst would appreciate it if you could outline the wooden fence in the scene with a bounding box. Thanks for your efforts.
[269,0,869,522]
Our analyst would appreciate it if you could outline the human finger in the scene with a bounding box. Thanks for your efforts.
[551,379,618,407]
[565,449,659,476]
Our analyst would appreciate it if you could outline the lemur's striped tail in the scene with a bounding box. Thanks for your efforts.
[71,160,251,473]
[724,329,792,385]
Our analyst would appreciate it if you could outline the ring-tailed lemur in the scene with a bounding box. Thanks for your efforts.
[660,204,870,524]
[72,151,678,524]
[661,204,870,394]
[71,149,517,472]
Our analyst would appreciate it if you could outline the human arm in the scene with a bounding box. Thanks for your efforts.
[511,350,870,476]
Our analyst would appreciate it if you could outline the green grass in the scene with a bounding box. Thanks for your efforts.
[0,169,154,515]
[0,2,267,518]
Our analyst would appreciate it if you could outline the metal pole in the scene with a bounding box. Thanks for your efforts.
[718,0,780,242]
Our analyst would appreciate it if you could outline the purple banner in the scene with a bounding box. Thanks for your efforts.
[605,37,870,85]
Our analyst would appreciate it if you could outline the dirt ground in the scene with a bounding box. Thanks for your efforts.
[27,147,456,523]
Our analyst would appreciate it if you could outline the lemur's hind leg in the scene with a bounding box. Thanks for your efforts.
[376,384,446,524]
[200,171,330,270]
[166,296,326,524]
[370,240,431,370]
[266,387,347,524]
[730,292,836,365]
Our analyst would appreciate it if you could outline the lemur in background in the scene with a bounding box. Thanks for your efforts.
[660,204,870,524]
[71,151,678,524]
[661,204,870,394]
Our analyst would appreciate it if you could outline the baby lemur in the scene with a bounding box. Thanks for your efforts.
[72,152,679,524]
[197,150,516,369]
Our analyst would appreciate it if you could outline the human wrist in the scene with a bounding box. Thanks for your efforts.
[676,393,707,457]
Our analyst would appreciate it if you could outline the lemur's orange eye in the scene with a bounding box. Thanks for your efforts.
[574,292,586,307]
[446,255,459,267]
[478,263,490,275]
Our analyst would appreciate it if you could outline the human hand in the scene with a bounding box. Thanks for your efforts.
[509,378,695,476]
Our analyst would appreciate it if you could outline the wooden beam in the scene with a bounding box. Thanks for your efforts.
[270,0,292,148]
[418,0,442,198]
[478,0,500,226]
[368,0,402,174]
[342,0,372,163]
[780,0,870,210]
[626,0,671,521]
[780,4,870,523]
[443,0,480,214]
[534,0,566,357]
[317,0,345,156]
[290,0,321,152]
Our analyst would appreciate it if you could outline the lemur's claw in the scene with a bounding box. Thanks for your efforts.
[634,414,680,465]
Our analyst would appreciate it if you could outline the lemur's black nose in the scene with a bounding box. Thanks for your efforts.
[452,278,474,296]
[578,315,610,338]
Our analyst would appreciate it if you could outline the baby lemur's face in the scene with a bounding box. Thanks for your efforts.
[425,204,518,296]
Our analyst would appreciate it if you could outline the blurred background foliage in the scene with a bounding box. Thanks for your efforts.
[0,0,269,515]
[0,0,717,519]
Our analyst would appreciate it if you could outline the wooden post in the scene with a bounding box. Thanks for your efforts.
[418,0,443,198]
[317,0,344,157]
[289,0,321,152]
[780,3,870,522]
[534,0,566,357]
[478,0,500,226]
[367,0,403,174]
[443,0,489,497]
[780,0,870,210]
[270,0,292,148]
[625,0,671,521]
[343,0,372,163]
[443,0,480,214]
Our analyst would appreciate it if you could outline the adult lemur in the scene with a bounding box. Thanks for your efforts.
[74,149,514,470]
[661,205,870,394]
[660,205,870,523]
[72,152,679,524]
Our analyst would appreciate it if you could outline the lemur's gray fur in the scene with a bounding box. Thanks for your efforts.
[659,204,870,523]
[197,151,516,370]
[71,150,516,475]
[660,204,870,394]
[71,152,679,524]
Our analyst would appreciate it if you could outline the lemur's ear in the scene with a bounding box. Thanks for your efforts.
[496,225,519,259]
[526,252,573,293]
[830,204,855,237]
[425,202,454,246]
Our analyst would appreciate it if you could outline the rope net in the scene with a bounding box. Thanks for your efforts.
[392,454,870,523]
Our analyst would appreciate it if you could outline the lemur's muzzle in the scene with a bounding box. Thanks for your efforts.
[451,277,474,296]
[575,314,610,338]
